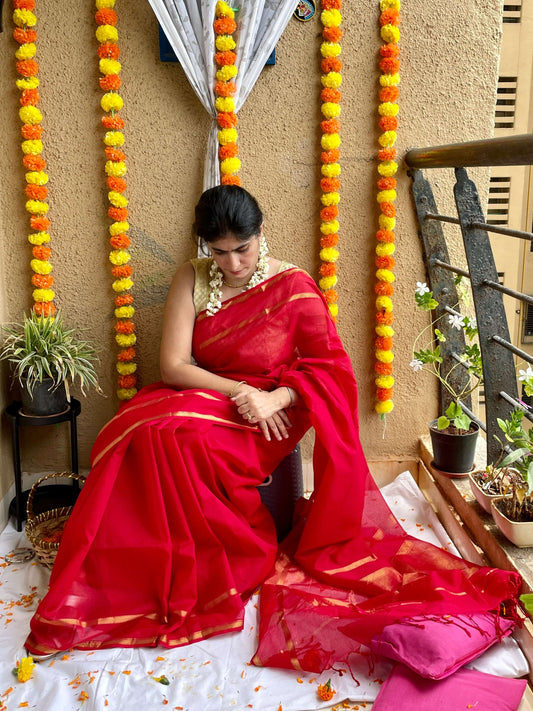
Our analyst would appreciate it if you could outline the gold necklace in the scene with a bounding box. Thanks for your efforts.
[222,276,252,289]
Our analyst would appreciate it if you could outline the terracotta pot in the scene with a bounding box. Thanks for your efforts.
[491,496,533,548]
[429,419,479,475]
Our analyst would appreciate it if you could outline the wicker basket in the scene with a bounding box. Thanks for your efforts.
[25,471,86,569]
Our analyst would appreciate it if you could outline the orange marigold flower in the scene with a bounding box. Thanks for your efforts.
[219,143,239,159]
[24,154,46,170]
[380,86,400,103]
[95,8,117,25]
[13,27,37,44]
[215,81,237,97]
[380,202,396,218]
[379,116,398,132]
[321,149,340,163]
[377,177,397,190]
[320,262,337,277]
[377,387,394,401]
[215,50,236,66]
[100,74,122,91]
[107,176,127,192]
[112,265,133,278]
[380,9,400,26]
[375,282,394,296]
[376,255,395,269]
[105,147,126,162]
[320,234,339,248]
[321,177,341,193]
[217,112,238,129]
[380,44,400,58]
[376,229,395,243]
[21,124,42,140]
[32,274,54,288]
[118,374,137,389]
[33,301,56,317]
[321,57,342,74]
[214,17,237,34]
[115,320,135,334]
[115,294,134,307]
[320,205,339,221]
[20,88,40,106]
[98,43,121,60]
[317,680,335,702]
[323,289,338,304]
[221,175,241,186]
[380,57,400,74]
[376,311,394,325]
[321,87,341,103]
[118,347,136,361]
[30,215,50,230]
[25,184,47,201]
[102,115,125,130]
[321,0,341,9]
[378,148,397,162]
[110,234,131,249]
[14,0,35,9]
[375,361,393,375]
[32,245,52,260]
[321,118,341,134]
[376,336,393,351]
[16,59,39,77]
[322,26,342,43]
[108,206,129,221]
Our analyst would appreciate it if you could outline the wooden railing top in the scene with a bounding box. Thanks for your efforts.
[405,133,533,169]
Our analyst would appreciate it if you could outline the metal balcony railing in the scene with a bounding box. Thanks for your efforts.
[405,134,533,464]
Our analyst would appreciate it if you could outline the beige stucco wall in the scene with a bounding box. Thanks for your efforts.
[0,0,502,504]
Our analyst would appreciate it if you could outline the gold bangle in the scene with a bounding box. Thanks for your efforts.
[228,380,246,398]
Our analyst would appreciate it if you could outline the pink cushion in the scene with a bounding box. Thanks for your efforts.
[373,664,527,711]
[371,612,514,679]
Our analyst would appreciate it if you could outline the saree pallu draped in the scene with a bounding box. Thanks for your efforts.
[26,268,521,671]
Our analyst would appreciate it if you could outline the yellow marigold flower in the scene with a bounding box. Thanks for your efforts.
[376,242,395,257]
[21,139,43,155]
[215,35,236,51]
[216,0,235,19]
[375,399,394,414]
[321,163,341,177]
[321,133,341,151]
[108,191,128,207]
[378,130,397,148]
[17,657,36,683]
[105,160,127,177]
[215,96,235,113]
[15,43,37,60]
[109,249,131,266]
[381,0,401,10]
[217,127,238,145]
[25,199,48,214]
[375,348,394,363]
[216,65,238,81]
[99,58,122,75]
[13,8,37,27]
[31,259,53,275]
[321,191,340,206]
[117,387,138,400]
[116,361,137,375]
[321,71,342,89]
[377,189,397,203]
[116,333,136,347]
[329,303,339,318]
[109,221,129,236]
[101,93,124,112]
[19,106,42,125]
[96,0,116,9]
[376,325,395,337]
[25,171,48,185]
[376,296,393,313]
[320,220,339,235]
[321,9,342,26]
[376,375,395,389]
[381,24,400,44]
[379,215,396,231]
[320,248,339,263]
[96,25,118,43]
[380,73,400,87]
[320,42,341,58]
[115,306,135,319]
[28,231,50,245]
[376,268,395,283]
[33,288,54,302]
[319,275,338,290]
[379,102,399,117]
[112,277,133,292]
[16,77,40,90]
[321,102,341,119]
[378,160,398,177]
[104,131,125,147]
[220,157,241,175]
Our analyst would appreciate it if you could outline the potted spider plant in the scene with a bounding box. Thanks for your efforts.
[0,312,101,416]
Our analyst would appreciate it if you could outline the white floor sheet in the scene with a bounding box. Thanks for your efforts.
[0,471,527,711]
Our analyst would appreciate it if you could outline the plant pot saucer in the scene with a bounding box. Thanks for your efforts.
[430,460,475,479]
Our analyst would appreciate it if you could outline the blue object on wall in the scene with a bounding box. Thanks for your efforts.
[158,24,275,65]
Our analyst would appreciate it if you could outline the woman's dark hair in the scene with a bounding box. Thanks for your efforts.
[194,185,263,244]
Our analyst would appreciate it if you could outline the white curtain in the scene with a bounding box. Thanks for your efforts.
[147,0,298,189]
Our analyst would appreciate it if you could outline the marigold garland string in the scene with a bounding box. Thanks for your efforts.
[214,1,241,186]
[374,0,400,418]
[12,0,56,317]
[95,0,137,401]
[318,0,342,322]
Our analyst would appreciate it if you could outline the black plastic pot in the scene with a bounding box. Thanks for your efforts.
[429,419,479,475]
[21,378,68,416]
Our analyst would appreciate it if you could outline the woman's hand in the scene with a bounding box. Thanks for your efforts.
[232,387,292,442]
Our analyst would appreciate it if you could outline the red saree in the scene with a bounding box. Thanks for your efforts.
[26,268,521,670]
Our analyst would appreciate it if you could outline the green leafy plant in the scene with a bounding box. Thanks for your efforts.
[0,312,101,399]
